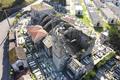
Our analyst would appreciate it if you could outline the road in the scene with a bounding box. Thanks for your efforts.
[0,18,11,80]
[0,0,43,79]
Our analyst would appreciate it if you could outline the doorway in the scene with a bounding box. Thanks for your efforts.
[97,22,100,27]
[18,65,24,71]
[111,19,114,24]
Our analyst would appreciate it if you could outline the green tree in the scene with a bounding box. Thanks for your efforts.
[83,70,96,80]
[117,20,120,26]
[95,52,115,69]
[16,12,22,18]
[15,0,25,4]
[0,3,2,7]
[109,31,120,52]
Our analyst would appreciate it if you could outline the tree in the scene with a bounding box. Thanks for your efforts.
[16,12,22,18]
[16,0,25,4]
[83,70,96,80]
[13,0,25,6]
[0,3,2,7]
[109,31,120,52]
[95,52,115,69]
[117,20,120,26]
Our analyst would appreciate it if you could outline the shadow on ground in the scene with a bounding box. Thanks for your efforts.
[1,36,9,80]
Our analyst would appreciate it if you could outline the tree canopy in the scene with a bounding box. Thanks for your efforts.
[109,30,120,52]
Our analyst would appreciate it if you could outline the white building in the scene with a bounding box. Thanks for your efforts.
[106,2,120,19]
[100,0,120,7]
[75,5,83,16]
[112,0,120,7]
[101,6,118,24]
[100,30,109,44]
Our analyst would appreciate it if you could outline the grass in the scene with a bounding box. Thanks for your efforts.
[0,0,15,8]
[79,0,92,27]
[103,22,111,30]
[0,0,35,8]
[83,69,96,80]
[95,52,115,69]
[103,21,119,34]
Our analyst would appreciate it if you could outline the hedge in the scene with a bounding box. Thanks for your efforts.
[95,52,115,69]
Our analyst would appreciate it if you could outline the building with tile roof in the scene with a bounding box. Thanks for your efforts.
[27,25,48,43]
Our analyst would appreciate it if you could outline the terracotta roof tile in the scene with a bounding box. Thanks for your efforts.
[27,25,48,43]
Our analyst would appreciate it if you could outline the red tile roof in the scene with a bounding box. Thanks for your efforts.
[27,25,48,43]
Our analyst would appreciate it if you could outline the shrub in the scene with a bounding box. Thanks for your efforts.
[16,12,22,18]
[109,30,120,52]
[83,70,96,80]
[95,52,115,69]
[12,18,18,25]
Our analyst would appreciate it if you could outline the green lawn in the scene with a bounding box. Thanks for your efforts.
[103,22,111,30]
[83,69,96,80]
[79,0,92,27]
[103,21,119,34]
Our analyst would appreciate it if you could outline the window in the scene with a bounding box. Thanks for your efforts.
[78,11,81,15]
[97,22,100,27]
[111,19,114,24]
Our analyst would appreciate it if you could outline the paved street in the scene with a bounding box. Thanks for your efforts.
[0,18,11,80]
